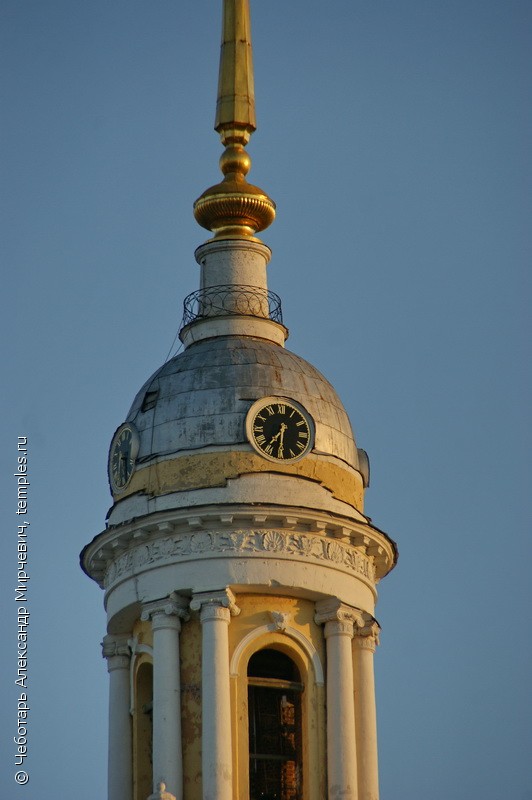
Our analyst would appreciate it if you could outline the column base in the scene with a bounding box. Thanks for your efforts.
[147,782,176,800]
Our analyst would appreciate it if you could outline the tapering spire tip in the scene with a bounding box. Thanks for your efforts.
[194,0,274,241]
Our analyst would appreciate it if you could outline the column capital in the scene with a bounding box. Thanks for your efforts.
[314,597,364,633]
[190,587,240,620]
[140,593,190,631]
[102,634,131,671]
[353,616,381,651]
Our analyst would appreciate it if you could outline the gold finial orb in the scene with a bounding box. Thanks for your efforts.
[193,179,276,241]
[219,145,251,177]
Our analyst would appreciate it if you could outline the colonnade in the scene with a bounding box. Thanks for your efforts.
[102,591,380,800]
[315,598,380,800]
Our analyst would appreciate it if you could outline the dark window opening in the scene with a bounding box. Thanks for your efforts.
[141,389,159,412]
[135,662,153,800]
[248,649,303,800]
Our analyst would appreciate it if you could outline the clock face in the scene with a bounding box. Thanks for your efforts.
[108,423,140,493]
[246,398,313,462]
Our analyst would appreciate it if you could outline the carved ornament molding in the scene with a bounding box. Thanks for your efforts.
[101,527,376,592]
[81,506,397,591]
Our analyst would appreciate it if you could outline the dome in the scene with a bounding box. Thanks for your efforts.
[126,336,358,467]
[105,335,369,526]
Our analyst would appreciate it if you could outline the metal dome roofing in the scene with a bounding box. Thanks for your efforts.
[126,336,359,469]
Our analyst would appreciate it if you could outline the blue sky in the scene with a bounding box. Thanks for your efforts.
[1,1,531,798]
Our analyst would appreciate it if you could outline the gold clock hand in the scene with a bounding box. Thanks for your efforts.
[269,421,288,445]
[277,423,287,457]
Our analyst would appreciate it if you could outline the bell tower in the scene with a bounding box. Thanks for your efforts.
[81,3,397,800]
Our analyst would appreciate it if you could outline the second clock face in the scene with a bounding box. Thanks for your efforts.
[108,423,140,493]
[247,398,313,462]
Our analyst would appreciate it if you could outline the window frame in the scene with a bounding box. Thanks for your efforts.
[247,649,305,800]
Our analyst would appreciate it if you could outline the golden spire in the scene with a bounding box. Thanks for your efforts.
[193,0,275,241]
[214,0,256,144]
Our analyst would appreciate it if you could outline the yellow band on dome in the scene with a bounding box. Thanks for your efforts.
[113,450,365,511]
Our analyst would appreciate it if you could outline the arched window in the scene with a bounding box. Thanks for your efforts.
[248,648,303,800]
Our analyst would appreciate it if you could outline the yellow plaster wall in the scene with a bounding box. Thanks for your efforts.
[114,450,365,510]
[132,655,153,800]
[179,617,202,800]
[131,619,154,800]
[133,617,153,647]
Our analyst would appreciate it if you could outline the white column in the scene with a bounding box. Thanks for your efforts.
[315,599,359,800]
[353,622,380,800]
[102,634,132,800]
[190,588,240,800]
[141,596,189,800]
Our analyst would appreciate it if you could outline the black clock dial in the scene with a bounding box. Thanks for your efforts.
[249,400,312,462]
[108,424,139,492]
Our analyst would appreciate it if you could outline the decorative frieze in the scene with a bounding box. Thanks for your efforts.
[103,528,375,590]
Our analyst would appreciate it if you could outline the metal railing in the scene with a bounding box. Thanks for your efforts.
[180,284,283,330]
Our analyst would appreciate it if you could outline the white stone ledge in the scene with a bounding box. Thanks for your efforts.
[179,314,288,347]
